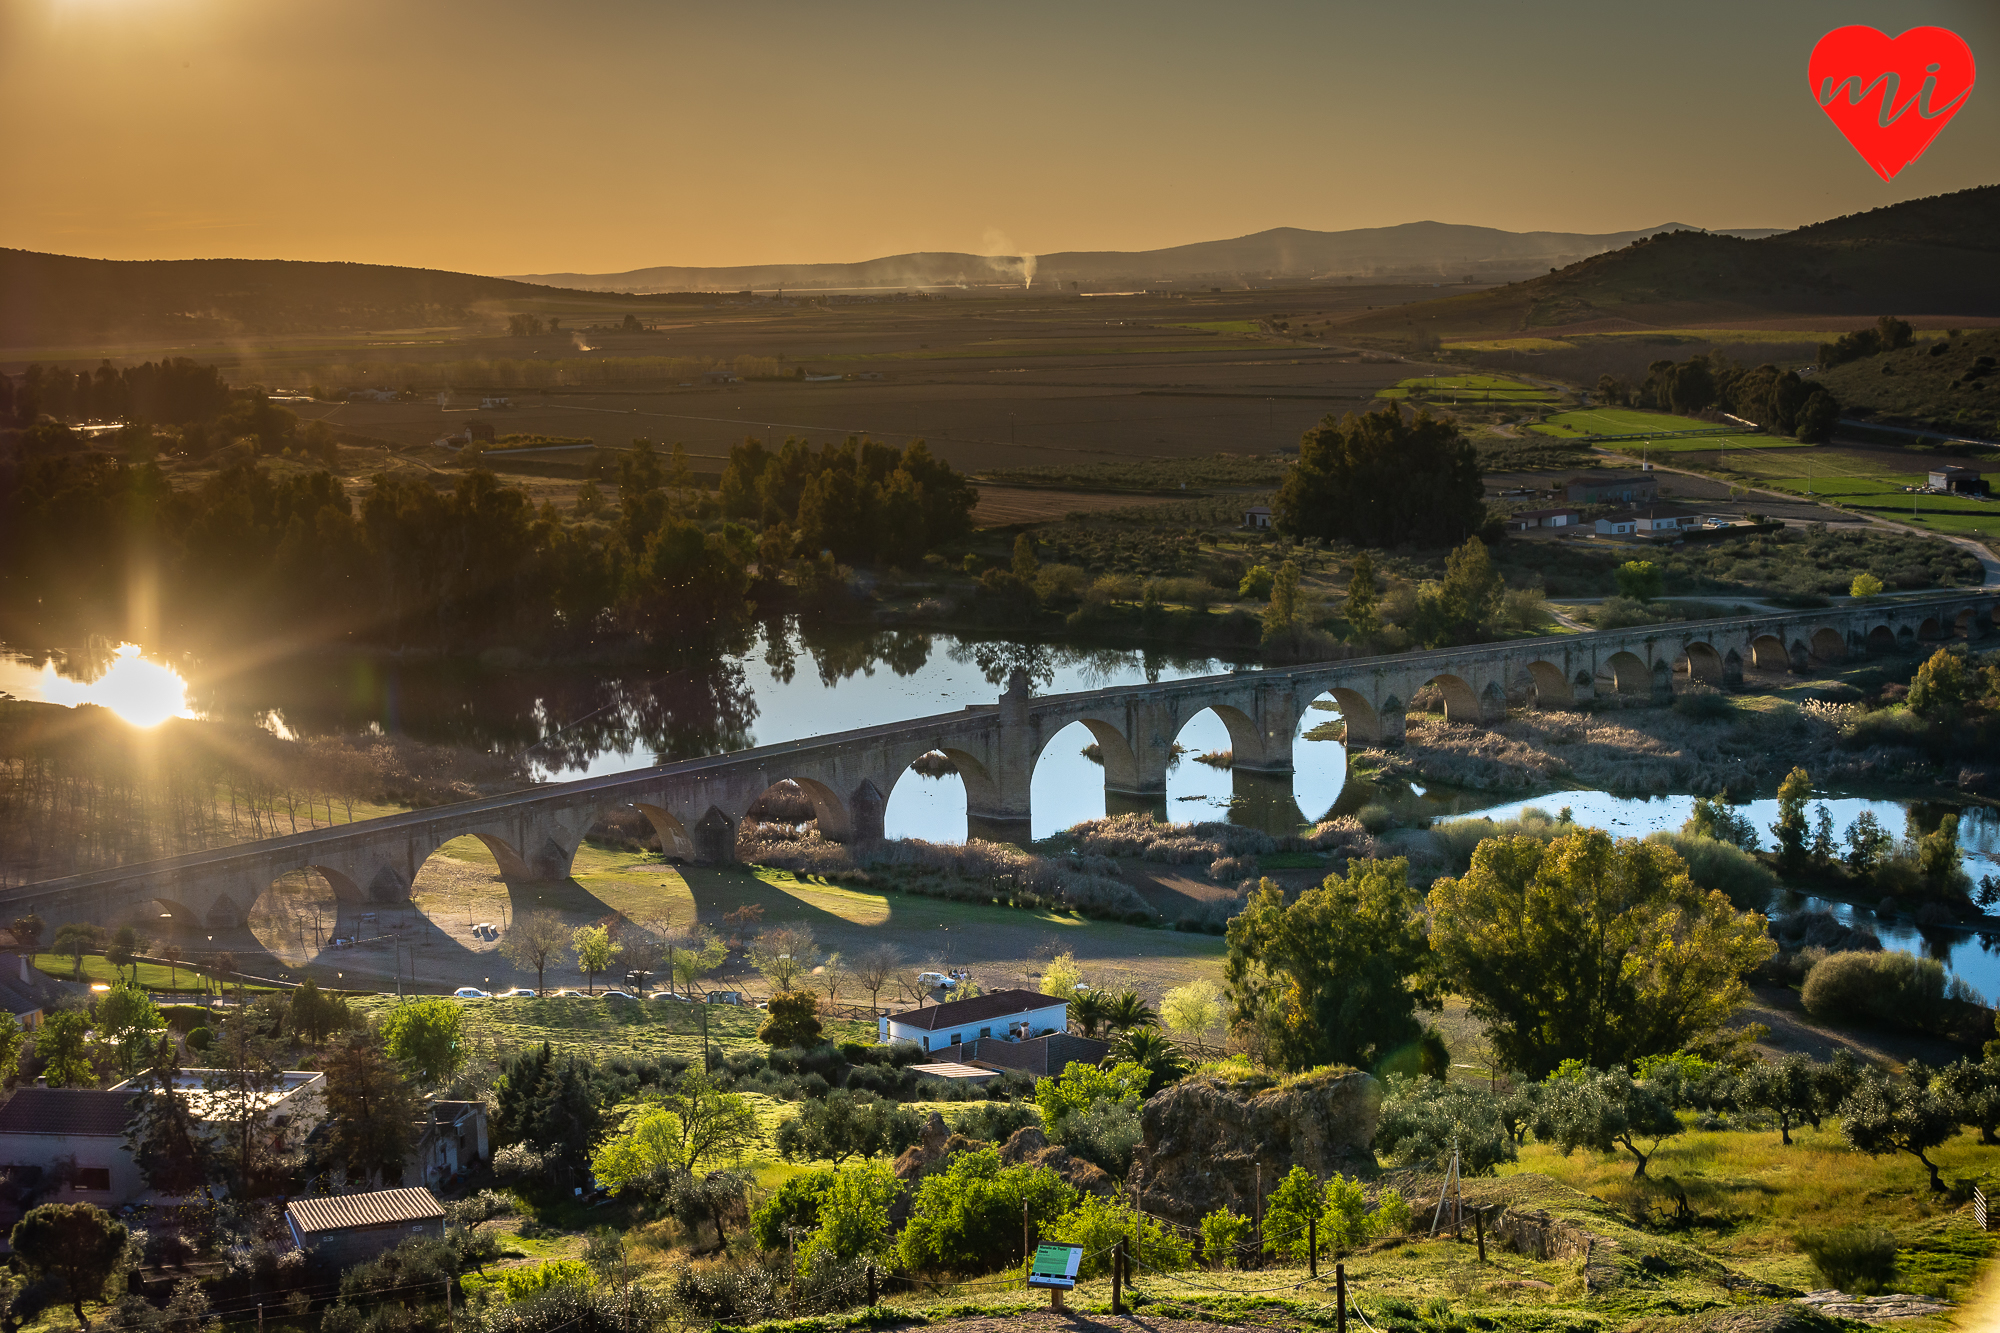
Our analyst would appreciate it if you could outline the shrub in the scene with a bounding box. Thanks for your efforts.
[493,1144,547,1180]
[1200,1206,1255,1269]
[1674,686,1736,721]
[1646,831,1777,911]
[1802,950,1946,1029]
[500,1260,592,1303]
[186,1026,212,1052]
[950,1101,1040,1144]
[1795,1227,1898,1294]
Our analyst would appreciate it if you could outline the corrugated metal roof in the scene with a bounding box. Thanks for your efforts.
[287,1187,444,1234]
[908,1062,1002,1081]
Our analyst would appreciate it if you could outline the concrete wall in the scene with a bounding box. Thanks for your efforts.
[7,593,1992,933]
[0,1133,146,1207]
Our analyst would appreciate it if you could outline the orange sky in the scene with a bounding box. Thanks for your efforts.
[2,0,1993,276]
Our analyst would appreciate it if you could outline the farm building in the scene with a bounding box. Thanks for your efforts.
[1567,474,1659,506]
[1242,505,1272,529]
[287,1188,445,1265]
[1505,507,1581,532]
[880,988,1068,1051]
[1928,465,1988,495]
[1595,506,1705,536]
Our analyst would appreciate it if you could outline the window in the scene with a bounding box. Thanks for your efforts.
[979,1027,991,1039]
[74,1168,111,1192]
[949,1032,962,1044]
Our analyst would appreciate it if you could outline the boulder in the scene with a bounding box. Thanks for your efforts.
[1138,1068,1380,1227]
[998,1125,1116,1197]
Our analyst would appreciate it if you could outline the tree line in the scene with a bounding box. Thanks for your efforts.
[1597,351,1839,441]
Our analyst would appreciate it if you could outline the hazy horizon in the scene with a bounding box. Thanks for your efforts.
[3,0,1994,275]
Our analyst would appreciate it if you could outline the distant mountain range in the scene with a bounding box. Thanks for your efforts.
[1334,185,2000,336]
[506,222,1791,293]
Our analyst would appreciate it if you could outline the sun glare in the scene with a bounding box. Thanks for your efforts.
[39,643,195,727]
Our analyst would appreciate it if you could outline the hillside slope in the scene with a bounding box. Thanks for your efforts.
[1333,185,2000,339]
[511,220,1786,293]
[1816,326,2000,434]
[0,250,651,347]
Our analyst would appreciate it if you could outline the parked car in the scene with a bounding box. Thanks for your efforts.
[651,991,687,1002]
[916,971,950,989]
[550,989,587,998]
[452,987,490,1000]
[496,987,536,998]
[599,990,637,1003]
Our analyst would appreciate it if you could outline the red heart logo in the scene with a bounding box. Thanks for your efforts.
[1808,25,1976,180]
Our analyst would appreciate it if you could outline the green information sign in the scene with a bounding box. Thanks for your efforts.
[1028,1243,1082,1288]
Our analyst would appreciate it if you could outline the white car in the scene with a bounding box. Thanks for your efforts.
[599,990,638,1002]
[916,971,951,990]
[651,991,686,1002]
[496,988,536,999]
[452,987,490,1000]
[550,989,587,998]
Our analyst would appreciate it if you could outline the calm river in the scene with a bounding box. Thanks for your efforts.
[6,625,1997,990]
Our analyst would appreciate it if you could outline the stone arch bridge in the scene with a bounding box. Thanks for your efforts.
[6,592,1993,933]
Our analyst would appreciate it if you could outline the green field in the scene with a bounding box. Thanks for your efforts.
[1529,407,1798,452]
[1696,444,2000,541]
[31,952,275,993]
[1379,373,1555,402]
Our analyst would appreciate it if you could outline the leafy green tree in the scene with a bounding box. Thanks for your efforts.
[1200,1206,1255,1269]
[570,925,619,994]
[1771,767,1813,871]
[1225,862,1436,1072]
[1840,1073,1959,1192]
[1845,811,1894,877]
[1033,1060,1148,1136]
[1427,830,1774,1077]
[668,927,729,998]
[1738,1054,1820,1146]
[1104,990,1157,1032]
[1614,560,1663,601]
[1908,649,1969,720]
[1412,537,1502,647]
[1915,813,1969,898]
[94,983,162,1077]
[1343,552,1380,638]
[1686,797,1760,851]
[1810,804,1837,864]
[53,923,105,981]
[591,1075,756,1188]
[9,1203,128,1329]
[1262,1166,1324,1262]
[1850,572,1884,599]
[1043,1192,1190,1278]
[1536,1068,1683,1178]
[1928,1056,2000,1145]
[752,1167,836,1250]
[322,1037,417,1186]
[757,990,823,1047]
[1111,1027,1189,1094]
[1011,534,1039,582]
[381,997,466,1086]
[896,1148,1073,1274]
[1237,564,1274,600]
[1070,988,1110,1037]
[1260,560,1302,644]
[35,1010,93,1087]
[495,1044,604,1185]
[107,926,139,982]
[774,1090,921,1163]
[203,1010,296,1199]
[124,1035,213,1197]
[796,1160,902,1276]
[0,1013,23,1087]
[1272,405,1483,548]
[1373,1077,1518,1175]
[289,977,351,1045]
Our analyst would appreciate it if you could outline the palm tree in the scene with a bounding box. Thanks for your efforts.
[1105,990,1158,1033]
[1071,988,1110,1038]
[1114,1027,1190,1092]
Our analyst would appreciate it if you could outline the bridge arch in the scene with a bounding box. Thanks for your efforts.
[632,803,695,860]
[135,897,208,939]
[883,749,992,844]
[1068,716,1142,793]
[1750,634,1789,670]
[1866,624,1896,652]
[1810,627,1845,662]
[1415,673,1482,725]
[744,777,852,842]
[1325,688,1380,743]
[1603,650,1652,697]
[1521,660,1574,706]
[1919,616,1944,641]
[1030,721,1119,837]
[248,868,346,966]
[1679,642,1726,685]
[1955,608,1986,638]
[470,833,536,881]
[1169,704,1261,769]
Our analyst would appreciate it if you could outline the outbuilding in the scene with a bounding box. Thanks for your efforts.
[1929,465,1988,495]
[287,1187,445,1265]
[1242,506,1273,530]
[1567,474,1660,506]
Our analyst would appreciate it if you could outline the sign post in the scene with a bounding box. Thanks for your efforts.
[1027,1243,1084,1312]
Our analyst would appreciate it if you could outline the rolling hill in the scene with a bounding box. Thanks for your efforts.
[1332,186,2000,339]
[0,250,662,349]
[508,221,1788,293]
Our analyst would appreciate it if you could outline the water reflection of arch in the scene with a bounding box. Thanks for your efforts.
[1749,634,1789,670]
[1325,687,1380,743]
[1678,642,1726,685]
[1810,627,1845,661]
[1602,650,1652,696]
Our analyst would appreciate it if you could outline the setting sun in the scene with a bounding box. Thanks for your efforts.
[38,642,194,727]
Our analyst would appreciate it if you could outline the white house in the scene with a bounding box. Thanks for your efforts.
[879,988,1068,1052]
[1242,506,1273,530]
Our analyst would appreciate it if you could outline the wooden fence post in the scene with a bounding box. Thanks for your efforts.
[1309,1214,1317,1279]
[1336,1263,1346,1333]
[1112,1238,1125,1314]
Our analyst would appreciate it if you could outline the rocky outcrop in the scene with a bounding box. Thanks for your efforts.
[891,1113,977,1185]
[997,1125,1116,1197]
[1137,1068,1380,1227]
